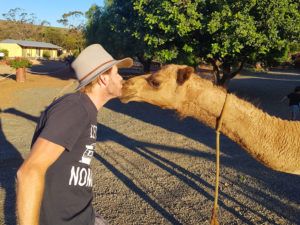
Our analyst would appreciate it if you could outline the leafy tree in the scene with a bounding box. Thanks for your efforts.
[2,8,36,24]
[43,27,64,46]
[40,20,51,27]
[132,0,300,85]
[57,11,85,30]
[84,2,152,70]
[57,11,86,51]
[2,8,38,39]
[85,0,300,85]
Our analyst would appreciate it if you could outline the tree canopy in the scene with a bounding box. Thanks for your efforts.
[85,0,300,85]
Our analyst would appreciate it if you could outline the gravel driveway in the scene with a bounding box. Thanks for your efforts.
[0,67,299,225]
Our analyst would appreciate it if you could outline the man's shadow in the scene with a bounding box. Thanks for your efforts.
[0,110,24,225]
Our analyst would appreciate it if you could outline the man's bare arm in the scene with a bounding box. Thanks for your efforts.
[16,137,65,225]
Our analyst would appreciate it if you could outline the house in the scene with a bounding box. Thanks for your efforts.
[0,39,61,59]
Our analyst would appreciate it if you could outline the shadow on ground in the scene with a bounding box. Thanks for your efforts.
[0,111,23,225]
[3,107,299,224]
[28,59,75,80]
[104,100,300,224]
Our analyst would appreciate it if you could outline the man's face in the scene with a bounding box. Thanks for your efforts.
[107,65,123,97]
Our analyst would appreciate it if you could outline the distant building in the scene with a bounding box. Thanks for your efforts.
[0,39,61,59]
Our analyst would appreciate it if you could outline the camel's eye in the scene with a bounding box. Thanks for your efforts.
[146,77,160,88]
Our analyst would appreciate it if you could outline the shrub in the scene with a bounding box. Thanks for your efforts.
[0,49,9,59]
[43,50,51,59]
[8,57,32,69]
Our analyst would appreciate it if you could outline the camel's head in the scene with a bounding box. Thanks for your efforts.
[120,64,195,109]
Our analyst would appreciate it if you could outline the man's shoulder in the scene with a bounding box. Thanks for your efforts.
[57,92,81,104]
[46,93,87,117]
[50,93,80,108]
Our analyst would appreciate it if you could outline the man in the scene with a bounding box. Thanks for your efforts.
[16,44,133,225]
[281,86,300,120]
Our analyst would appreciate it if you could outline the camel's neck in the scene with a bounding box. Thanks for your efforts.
[179,76,300,175]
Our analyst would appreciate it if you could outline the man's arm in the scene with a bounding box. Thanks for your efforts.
[16,137,65,225]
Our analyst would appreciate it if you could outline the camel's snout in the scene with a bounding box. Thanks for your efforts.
[120,79,138,103]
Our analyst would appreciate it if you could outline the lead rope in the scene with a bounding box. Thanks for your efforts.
[210,93,229,225]
[52,80,77,101]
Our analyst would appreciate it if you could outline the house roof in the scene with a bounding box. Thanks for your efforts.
[0,39,61,49]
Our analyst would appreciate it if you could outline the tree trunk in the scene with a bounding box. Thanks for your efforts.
[137,55,152,73]
[218,61,245,88]
[210,59,221,84]
[143,60,151,73]
[16,67,26,82]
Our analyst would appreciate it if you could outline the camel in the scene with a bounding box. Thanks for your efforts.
[120,64,300,175]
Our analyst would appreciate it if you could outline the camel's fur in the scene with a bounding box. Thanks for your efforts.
[121,64,300,175]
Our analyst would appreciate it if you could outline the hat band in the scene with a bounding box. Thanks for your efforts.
[79,59,115,82]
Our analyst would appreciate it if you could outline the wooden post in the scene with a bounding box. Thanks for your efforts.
[16,67,26,82]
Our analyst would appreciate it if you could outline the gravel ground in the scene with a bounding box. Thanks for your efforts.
[0,65,299,225]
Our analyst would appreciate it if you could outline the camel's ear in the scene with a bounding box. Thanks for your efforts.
[177,66,194,85]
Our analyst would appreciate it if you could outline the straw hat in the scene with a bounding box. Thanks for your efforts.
[72,44,133,90]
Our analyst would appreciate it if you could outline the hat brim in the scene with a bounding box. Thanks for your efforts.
[75,57,133,91]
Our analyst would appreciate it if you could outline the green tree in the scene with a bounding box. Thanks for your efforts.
[85,0,300,85]
[57,11,85,51]
[43,28,64,46]
[57,11,85,30]
[2,8,38,39]
[133,0,300,85]
[2,8,36,24]
[84,2,152,70]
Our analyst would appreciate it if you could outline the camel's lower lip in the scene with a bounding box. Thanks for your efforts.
[119,93,137,103]
[119,97,131,103]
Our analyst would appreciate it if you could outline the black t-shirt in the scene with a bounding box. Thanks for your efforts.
[287,92,300,106]
[31,92,98,225]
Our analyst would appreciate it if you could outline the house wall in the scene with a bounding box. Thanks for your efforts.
[0,43,58,59]
[0,43,23,57]
[22,48,58,59]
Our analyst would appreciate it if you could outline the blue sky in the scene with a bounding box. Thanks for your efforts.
[0,0,104,27]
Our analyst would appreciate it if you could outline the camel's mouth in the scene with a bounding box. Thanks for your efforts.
[119,91,138,103]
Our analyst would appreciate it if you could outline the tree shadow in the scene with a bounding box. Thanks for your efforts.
[96,123,299,224]
[27,59,75,80]
[93,152,183,225]
[241,68,300,81]
[0,111,24,225]
[0,74,16,81]
[3,108,299,224]
[104,100,300,223]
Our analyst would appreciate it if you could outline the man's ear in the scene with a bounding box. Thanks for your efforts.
[177,66,194,85]
[97,74,109,86]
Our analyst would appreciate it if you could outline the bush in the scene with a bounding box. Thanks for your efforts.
[8,57,32,69]
[43,50,51,59]
[0,48,9,59]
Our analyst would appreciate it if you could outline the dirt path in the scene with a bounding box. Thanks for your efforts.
[0,66,299,225]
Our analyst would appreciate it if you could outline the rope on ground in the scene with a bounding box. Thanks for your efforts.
[0,74,14,82]
[210,93,229,225]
